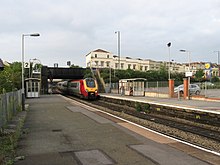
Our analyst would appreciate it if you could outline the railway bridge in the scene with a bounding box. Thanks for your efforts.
[41,66,86,94]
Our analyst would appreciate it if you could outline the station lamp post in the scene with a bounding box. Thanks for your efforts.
[167,42,171,80]
[109,63,112,93]
[214,51,220,65]
[115,31,121,69]
[180,49,191,99]
[21,33,40,111]
[214,51,220,79]
[180,49,191,71]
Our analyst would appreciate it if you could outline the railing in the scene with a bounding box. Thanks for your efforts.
[108,80,220,100]
[145,81,169,98]
[0,90,22,131]
[198,82,220,99]
[173,81,220,99]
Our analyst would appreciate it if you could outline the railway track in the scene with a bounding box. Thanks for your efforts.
[66,95,220,153]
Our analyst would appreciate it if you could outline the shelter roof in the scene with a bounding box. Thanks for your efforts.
[119,78,147,82]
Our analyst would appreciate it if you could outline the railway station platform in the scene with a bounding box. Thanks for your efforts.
[100,93,220,114]
[15,95,220,165]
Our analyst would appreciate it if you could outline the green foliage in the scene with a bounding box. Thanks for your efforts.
[135,102,151,113]
[211,76,220,83]
[194,69,204,82]
[99,65,185,83]
[0,62,22,94]
[83,68,93,78]
[0,115,25,165]
[70,64,82,68]
[135,102,142,112]
[172,72,185,82]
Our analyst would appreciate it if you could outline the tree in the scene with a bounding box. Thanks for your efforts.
[83,68,94,78]
[194,69,204,82]
[98,66,172,84]
[211,76,220,83]
[171,72,184,83]
[0,62,22,93]
[70,64,82,68]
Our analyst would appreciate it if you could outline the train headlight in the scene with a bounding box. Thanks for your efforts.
[95,90,98,93]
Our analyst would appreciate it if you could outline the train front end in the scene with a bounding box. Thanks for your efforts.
[83,78,99,100]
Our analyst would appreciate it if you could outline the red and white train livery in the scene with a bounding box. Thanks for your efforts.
[57,78,99,99]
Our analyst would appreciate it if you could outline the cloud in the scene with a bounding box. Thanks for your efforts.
[0,0,220,66]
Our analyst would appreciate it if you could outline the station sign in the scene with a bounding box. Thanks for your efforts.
[24,62,30,68]
[185,71,193,77]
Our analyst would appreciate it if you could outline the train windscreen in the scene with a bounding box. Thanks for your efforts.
[85,78,96,88]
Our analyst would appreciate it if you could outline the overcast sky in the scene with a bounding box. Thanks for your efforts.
[1,0,220,67]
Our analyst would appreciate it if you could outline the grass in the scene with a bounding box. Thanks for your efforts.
[0,113,25,165]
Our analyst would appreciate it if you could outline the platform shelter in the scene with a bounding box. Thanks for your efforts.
[119,78,146,96]
[25,78,41,98]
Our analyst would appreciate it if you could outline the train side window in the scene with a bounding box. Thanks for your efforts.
[70,82,78,88]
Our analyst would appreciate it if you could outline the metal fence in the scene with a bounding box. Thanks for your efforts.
[0,90,22,130]
[173,81,220,99]
[145,81,169,98]
[198,82,220,98]
[107,81,220,99]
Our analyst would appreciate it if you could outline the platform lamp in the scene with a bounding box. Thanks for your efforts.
[167,42,171,80]
[214,51,220,65]
[180,49,191,100]
[21,33,40,111]
[115,31,120,70]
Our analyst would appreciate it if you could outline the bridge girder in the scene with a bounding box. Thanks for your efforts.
[41,66,87,93]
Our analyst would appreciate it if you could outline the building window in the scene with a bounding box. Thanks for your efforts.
[95,61,98,66]
[106,62,110,67]
[101,61,104,67]
[115,63,118,69]
[145,66,148,71]
[133,64,136,70]
[128,64,131,69]
[95,54,97,58]
[121,63,124,69]
[140,66,143,71]
[107,55,109,58]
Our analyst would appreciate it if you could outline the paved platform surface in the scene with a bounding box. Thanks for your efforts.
[101,93,220,114]
[15,95,220,165]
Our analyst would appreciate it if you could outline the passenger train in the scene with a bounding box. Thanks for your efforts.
[57,78,99,100]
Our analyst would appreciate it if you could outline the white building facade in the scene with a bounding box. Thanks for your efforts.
[86,49,186,73]
[86,49,220,79]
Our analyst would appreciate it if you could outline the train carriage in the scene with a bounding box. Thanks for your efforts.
[58,78,99,100]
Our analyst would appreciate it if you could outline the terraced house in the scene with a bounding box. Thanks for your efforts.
[86,49,220,78]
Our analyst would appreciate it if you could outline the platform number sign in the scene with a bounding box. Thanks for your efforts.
[24,62,30,68]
